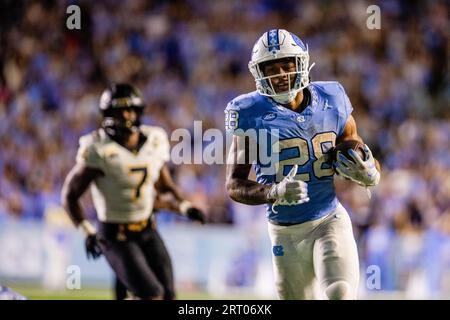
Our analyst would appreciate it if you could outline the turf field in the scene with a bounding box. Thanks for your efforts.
[3,284,264,300]
[4,283,449,300]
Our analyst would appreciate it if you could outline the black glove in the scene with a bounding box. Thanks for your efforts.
[186,207,206,224]
[85,234,104,260]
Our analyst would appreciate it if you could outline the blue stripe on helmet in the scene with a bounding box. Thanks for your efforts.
[290,32,306,50]
[267,29,281,52]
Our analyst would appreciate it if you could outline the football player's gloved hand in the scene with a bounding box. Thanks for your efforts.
[334,144,380,187]
[179,201,206,224]
[85,234,104,260]
[79,220,104,260]
[267,165,309,213]
[186,207,206,224]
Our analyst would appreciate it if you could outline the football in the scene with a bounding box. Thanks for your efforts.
[332,139,366,163]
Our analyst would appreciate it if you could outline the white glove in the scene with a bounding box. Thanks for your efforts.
[334,144,380,187]
[267,165,309,213]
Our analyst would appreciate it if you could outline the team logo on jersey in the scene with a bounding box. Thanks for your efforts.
[105,148,119,159]
[81,149,88,161]
[262,112,277,121]
[296,115,306,123]
[272,245,284,256]
[323,99,332,110]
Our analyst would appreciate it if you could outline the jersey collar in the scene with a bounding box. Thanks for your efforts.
[266,85,318,115]
[100,127,148,155]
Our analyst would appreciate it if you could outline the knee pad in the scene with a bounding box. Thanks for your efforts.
[324,280,353,300]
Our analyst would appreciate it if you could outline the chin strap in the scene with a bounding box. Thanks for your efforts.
[272,90,299,104]
[366,187,372,199]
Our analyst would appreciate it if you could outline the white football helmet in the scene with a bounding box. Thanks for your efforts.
[248,29,315,104]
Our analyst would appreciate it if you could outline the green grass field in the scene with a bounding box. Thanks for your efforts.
[4,284,264,300]
[5,283,449,300]
[7,285,113,300]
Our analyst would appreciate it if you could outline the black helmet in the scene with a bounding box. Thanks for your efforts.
[99,83,145,137]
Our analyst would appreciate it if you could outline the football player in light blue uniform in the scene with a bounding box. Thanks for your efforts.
[225,29,381,299]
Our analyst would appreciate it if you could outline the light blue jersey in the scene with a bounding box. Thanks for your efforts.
[225,81,353,224]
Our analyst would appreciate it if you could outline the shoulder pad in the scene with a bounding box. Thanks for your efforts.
[78,130,102,148]
[226,91,260,111]
[310,81,345,97]
[141,125,170,162]
[140,125,168,140]
[76,130,105,168]
[310,82,353,137]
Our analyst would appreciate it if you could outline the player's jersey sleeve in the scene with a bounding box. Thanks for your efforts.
[153,127,170,162]
[75,132,105,170]
[335,82,354,136]
[224,93,256,135]
[141,125,170,162]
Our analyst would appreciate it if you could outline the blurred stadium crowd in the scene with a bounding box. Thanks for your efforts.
[0,0,449,295]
